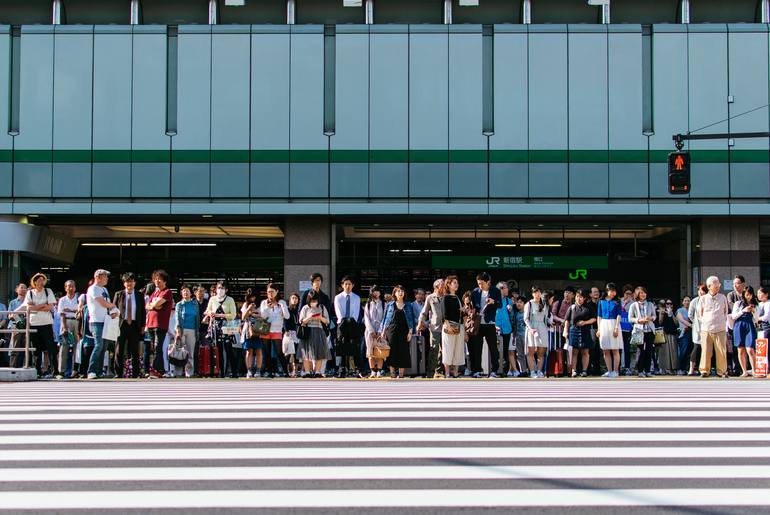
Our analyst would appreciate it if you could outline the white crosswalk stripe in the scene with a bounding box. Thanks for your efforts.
[0,378,768,513]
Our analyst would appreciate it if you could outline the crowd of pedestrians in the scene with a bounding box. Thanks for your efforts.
[0,268,764,380]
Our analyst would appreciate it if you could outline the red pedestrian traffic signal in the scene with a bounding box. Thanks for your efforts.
[668,151,690,194]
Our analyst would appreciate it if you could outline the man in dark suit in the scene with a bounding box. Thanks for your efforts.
[113,272,146,378]
[470,272,502,378]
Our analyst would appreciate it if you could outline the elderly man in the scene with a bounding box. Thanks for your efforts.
[418,279,445,378]
[698,275,730,378]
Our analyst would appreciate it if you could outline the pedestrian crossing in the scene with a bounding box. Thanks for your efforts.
[0,379,769,513]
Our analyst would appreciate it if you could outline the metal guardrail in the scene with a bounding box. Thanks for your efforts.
[0,308,37,369]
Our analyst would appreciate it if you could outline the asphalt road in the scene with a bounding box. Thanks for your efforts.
[0,378,769,514]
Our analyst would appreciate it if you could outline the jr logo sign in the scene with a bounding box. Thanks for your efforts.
[486,257,501,267]
[568,269,588,280]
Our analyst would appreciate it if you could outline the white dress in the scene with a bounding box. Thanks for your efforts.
[524,300,550,349]
[597,300,623,351]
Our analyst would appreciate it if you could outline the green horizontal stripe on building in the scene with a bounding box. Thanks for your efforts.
[1,149,768,164]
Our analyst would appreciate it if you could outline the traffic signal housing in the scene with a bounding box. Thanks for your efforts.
[668,151,690,194]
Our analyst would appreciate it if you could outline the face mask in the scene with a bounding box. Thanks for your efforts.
[216,288,226,299]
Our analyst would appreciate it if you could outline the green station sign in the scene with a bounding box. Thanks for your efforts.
[431,255,609,270]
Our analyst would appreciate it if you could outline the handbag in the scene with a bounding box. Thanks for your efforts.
[296,324,309,340]
[249,317,271,338]
[221,320,241,336]
[630,327,644,347]
[167,337,189,367]
[443,320,461,335]
[464,309,481,337]
[372,344,390,360]
[653,327,666,346]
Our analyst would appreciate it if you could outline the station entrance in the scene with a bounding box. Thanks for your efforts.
[336,222,687,301]
[20,224,284,300]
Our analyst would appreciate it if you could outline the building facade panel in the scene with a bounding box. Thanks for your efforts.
[688,27,729,198]
[15,27,54,198]
[131,27,169,198]
[211,28,251,198]
[728,26,770,199]
[92,27,132,198]
[172,27,212,198]
[568,26,608,198]
[528,27,567,198]
[409,27,449,198]
[369,28,409,198]
[331,28,369,198]
[250,29,290,198]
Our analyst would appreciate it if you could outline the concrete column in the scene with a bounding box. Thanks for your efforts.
[283,220,332,296]
[693,218,760,290]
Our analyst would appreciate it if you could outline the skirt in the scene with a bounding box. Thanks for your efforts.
[657,333,679,372]
[298,327,330,362]
[385,324,411,369]
[733,319,757,348]
[598,319,623,350]
[568,325,593,350]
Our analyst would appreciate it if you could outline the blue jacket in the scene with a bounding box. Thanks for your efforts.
[471,286,503,324]
[381,301,416,333]
[495,297,514,335]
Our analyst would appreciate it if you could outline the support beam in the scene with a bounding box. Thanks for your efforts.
[208,0,219,24]
[365,0,374,24]
[443,0,452,24]
[52,0,64,25]
[130,0,142,25]
[679,0,690,24]
[287,0,296,24]
[521,0,531,24]
[762,0,770,23]
[588,0,610,24]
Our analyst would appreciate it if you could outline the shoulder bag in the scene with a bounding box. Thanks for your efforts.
[653,327,666,346]
[464,307,481,337]
[167,336,189,367]
[372,343,390,360]
[249,317,271,338]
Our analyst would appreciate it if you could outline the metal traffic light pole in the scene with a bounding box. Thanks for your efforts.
[673,132,770,150]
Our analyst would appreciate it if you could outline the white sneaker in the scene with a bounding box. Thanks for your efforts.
[530,371,538,378]
[506,371,514,377]
[246,371,253,379]
[472,372,483,378]
[489,372,499,378]
[86,373,97,380]
[537,370,545,378]
[513,371,521,378]
[638,372,646,377]
[602,371,612,377]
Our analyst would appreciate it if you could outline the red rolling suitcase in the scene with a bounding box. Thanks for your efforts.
[198,344,220,378]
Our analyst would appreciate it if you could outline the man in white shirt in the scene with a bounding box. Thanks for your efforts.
[86,269,117,380]
[57,280,79,378]
[334,276,362,378]
[698,275,730,378]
